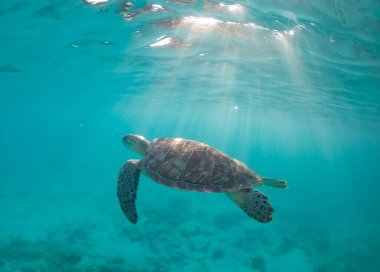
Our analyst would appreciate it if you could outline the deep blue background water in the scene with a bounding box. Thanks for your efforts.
[1,0,380,271]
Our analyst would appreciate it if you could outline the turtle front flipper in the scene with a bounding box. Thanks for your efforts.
[226,189,274,223]
[262,177,288,189]
[117,159,141,224]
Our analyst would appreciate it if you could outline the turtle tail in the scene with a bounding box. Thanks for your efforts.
[226,189,274,223]
[117,159,141,224]
[262,177,288,189]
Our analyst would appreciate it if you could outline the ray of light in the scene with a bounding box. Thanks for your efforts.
[112,1,335,156]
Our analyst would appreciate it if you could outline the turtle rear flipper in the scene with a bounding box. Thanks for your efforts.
[117,160,140,224]
[227,189,274,223]
[262,177,288,189]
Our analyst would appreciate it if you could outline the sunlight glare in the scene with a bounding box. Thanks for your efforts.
[285,30,295,36]
[150,4,165,12]
[150,36,173,47]
[84,0,108,5]
[221,3,244,14]
[183,16,221,29]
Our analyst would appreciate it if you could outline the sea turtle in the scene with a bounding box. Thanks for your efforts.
[117,134,287,224]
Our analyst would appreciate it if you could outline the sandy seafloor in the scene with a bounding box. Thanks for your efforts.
[1,0,380,271]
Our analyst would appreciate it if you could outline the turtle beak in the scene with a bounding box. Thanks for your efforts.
[122,135,129,147]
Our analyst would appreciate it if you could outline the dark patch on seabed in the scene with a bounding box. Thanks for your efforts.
[1,201,380,271]
[0,65,22,73]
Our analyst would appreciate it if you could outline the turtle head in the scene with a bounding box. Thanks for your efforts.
[122,134,149,156]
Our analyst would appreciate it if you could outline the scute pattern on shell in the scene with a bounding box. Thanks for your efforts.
[143,138,257,192]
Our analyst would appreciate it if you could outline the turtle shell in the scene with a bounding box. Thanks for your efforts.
[142,138,262,192]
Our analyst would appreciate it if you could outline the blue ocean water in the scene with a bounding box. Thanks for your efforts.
[1,0,380,271]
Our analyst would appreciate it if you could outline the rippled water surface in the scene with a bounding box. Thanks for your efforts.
[1,0,380,271]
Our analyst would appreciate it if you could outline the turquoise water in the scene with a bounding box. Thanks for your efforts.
[1,0,380,271]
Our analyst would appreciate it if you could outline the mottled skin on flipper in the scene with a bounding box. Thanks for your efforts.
[226,189,274,223]
[117,160,140,224]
